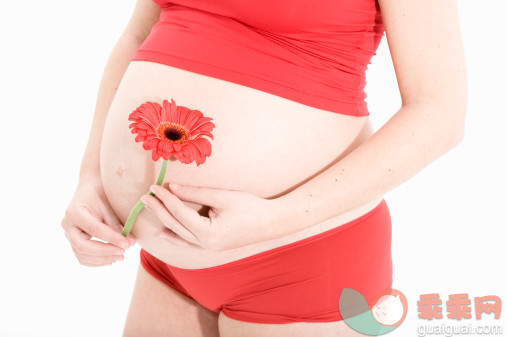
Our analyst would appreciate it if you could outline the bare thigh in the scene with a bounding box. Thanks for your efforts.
[218,313,365,337]
[122,263,220,337]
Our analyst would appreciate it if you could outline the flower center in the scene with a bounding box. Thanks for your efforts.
[157,122,188,144]
[165,128,183,141]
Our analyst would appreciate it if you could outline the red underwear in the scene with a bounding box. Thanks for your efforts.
[139,198,392,324]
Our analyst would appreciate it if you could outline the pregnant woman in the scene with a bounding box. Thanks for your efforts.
[61,0,467,336]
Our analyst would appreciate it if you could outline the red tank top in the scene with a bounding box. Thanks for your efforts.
[131,0,385,116]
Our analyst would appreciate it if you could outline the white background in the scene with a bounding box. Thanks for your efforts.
[0,0,504,336]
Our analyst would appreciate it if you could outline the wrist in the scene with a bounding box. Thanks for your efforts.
[263,194,303,240]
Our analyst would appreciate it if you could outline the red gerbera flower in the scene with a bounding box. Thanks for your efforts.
[128,99,215,165]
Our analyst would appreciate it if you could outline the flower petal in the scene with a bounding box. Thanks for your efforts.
[170,98,178,121]
[162,141,174,154]
[135,134,147,142]
[190,120,216,135]
[152,150,162,161]
[193,137,212,157]
[131,123,154,132]
[135,102,161,127]
[128,102,161,142]
[183,141,208,165]
[161,99,169,122]
[144,138,160,150]
[184,109,204,131]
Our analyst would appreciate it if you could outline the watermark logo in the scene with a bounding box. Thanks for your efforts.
[417,293,503,336]
[417,293,501,320]
[339,288,408,335]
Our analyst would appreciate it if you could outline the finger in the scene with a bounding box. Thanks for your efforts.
[67,226,126,257]
[76,257,113,267]
[164,183,224,209]
[142,193,202,245]
[80,261,113,267]
[100,203,124,234]
[100,203,136,246]
[158,228,203,249]
[78,208,130,249]
[72,246,124,267]
[148,185,209,234]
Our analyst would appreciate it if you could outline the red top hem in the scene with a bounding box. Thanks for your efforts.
[131,49,370,117]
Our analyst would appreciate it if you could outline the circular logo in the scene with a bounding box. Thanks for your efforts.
[370,288,408,327]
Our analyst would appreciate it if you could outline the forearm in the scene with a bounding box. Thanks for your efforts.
[78,34,145,184]
[269,102,465,238]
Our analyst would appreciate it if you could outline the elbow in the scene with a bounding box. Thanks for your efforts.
[448,99,467,148]
[441,84,468,149]
[441,105,466,151]
[452,123,465,147]
[445,127,465,154]
[405,100,467,151]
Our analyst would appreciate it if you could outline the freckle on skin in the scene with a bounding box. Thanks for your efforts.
[309,194,312,197]
[305,210,309,213]
[334,178,338,182]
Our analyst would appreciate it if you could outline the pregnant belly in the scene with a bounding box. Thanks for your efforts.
[100,60,382,269]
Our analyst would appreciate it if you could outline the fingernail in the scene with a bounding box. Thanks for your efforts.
[169,183,180,191]
[114,250,125,256]
[121,242,129,249]
[140,195,149,204]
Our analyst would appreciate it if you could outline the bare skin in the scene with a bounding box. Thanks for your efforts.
[62,0,467,335]
[100,59,383,268]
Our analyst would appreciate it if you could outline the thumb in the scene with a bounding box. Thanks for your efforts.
[167,183,224,209]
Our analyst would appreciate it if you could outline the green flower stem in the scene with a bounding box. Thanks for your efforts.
[122,159,168,237]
